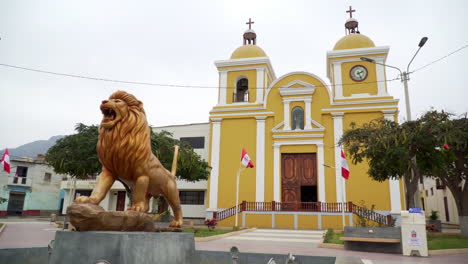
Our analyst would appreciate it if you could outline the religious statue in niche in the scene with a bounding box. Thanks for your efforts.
[68,91,183,231]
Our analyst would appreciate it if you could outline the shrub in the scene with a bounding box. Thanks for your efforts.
[323,228,334,243]
[429,210,439,221]
[426,224,439,232]
[204,218,217,231]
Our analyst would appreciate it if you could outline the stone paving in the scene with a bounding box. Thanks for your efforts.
[1,221,467,264]
[196,228,468,264]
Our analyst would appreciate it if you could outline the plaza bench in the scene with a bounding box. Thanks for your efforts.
[342,227,402,254]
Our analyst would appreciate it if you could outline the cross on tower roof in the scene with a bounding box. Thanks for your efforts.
[346,6,356,18]
[246,18,255,30]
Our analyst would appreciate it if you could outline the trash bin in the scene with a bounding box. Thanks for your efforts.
[50,213,57,222]
[401,210,428,257]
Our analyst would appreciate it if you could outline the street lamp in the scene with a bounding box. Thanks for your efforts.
[361,37,428,121]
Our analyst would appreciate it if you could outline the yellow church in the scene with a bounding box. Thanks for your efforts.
[206,12,404,230]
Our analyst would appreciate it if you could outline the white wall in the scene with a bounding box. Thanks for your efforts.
[421,178,459,224]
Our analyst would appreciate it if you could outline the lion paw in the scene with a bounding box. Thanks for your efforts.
[74,196,96,204]
[169,219,183,228]
[127,203,148,212]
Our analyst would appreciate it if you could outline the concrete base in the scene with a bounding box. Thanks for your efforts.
[49,231,197,264]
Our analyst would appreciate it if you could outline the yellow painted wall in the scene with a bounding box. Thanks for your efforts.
[275,214,295,229]
[264,117,275,202]
[218,214,243,227]
[298,215,319,229]
[226,70,257,104]
[341,61,377,97]
[323,114,337,202]
[245,214,272,228]
[322,215,351,230]
[217,118,257,209]
[343,112,391,210]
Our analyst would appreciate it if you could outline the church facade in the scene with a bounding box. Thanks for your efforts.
[206,13,405,229]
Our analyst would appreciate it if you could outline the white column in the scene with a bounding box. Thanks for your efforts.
[317,143,326,202]
[304,98,312,129]
[218,71,228,105]
[209,118,222,209]
[375,58,388,96]
[282,100,291,130]
[332,112,345,202]
[255,116,266,202]
[382,110,401,213]
[273,144,281,201]
[256,68,265,104]
[333,62,343,98]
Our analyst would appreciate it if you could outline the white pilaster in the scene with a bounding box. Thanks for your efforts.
[273,144,281,201]
[282,100,291,130]
[209,118,222,209]
[256,68,265,104]
[382,110,401,213]
[255,116,266,202]
[317,143,326,202]
[333,62,343,98]
[304,98,312,130]
[375,58,388,96]
[218,71,228,105]
[332,112,345,202]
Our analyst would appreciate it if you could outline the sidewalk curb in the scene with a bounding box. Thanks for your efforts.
[429,248,468,256]
[195,228,257,242]
[319,242,468,256]
[0,223,6,235]
[319,243,344,249]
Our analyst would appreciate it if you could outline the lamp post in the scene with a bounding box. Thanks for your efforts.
[361,37,428,209]
[361,37,428,121]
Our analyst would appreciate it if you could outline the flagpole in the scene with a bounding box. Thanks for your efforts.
[235,166,240,228]
[342,176,345,230]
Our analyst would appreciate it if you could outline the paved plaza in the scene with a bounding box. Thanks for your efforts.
[0,221,467,264]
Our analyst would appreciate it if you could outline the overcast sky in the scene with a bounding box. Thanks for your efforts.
[1,0,467,148]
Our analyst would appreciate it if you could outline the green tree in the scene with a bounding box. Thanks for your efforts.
[419,111,468,236]
[339,117,445,209]
[46,123,210,208]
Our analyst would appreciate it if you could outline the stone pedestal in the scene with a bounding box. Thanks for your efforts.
[49,231,197,264]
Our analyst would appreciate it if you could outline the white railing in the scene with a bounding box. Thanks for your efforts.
[8,176,32,187]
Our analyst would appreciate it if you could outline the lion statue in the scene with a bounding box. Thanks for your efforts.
[74,90,183,227]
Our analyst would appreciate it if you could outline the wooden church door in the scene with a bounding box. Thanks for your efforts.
[281,153,317,209]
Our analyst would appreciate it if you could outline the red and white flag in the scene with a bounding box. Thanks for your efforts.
[1,148,11,174]
[240,148,254,168]
[341,149,349,180]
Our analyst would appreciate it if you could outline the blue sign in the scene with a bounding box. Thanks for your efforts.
[409,207,422,213]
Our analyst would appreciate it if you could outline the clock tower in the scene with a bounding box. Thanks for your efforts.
[327,6,391,101]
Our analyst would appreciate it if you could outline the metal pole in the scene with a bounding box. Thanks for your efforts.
[402,72,412,121]
[342,176,345,230]
[235,168,240,228]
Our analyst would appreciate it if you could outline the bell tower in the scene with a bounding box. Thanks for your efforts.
[327,6,391,101]
[214,18,276,106]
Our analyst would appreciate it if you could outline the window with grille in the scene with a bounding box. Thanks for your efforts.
[180,137,205,149]
[179,191,204,205]
[291,106,304,130]
[44,173,52,183]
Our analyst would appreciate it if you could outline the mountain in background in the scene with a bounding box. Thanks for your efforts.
[2,135,65,159]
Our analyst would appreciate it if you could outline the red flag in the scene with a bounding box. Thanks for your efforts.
[341,149,349,180]
[1,148,11,173]
[240,148,254,168]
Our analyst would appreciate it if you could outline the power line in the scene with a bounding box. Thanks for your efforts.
[0,62,399,89]
[412,43,468,73]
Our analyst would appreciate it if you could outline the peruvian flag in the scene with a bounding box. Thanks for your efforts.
[241,148,254,168]
[1,148,11,174]
[341,149,349,180]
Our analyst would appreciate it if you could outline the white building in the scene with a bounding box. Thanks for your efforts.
[60,123,210,220]
[0,155,66,216]
[419,177,459,225]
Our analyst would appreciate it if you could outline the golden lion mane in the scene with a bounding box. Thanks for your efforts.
[97,91,152,176]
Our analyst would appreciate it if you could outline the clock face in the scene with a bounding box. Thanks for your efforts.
[350,65,368,81]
